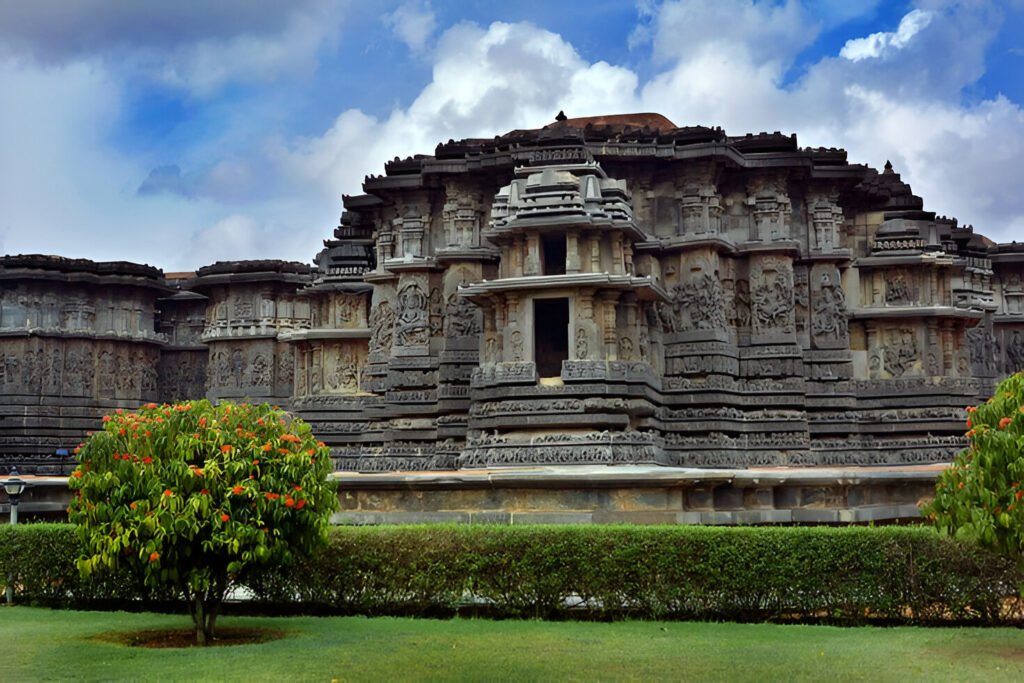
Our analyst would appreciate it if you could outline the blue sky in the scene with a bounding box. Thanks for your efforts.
[1,0,1022,271]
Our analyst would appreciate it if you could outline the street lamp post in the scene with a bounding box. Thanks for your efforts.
[2,468,28,605]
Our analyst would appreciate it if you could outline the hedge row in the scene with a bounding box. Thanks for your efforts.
[2,524,1022,624]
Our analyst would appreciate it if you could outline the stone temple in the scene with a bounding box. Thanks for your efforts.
[3,112,1023,523]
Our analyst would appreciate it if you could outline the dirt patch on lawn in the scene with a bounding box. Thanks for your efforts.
[92,627,287,648]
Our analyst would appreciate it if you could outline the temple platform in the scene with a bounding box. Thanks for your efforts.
[328,463,945,525]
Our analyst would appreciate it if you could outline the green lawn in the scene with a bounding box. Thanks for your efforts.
[2,607,1023,682]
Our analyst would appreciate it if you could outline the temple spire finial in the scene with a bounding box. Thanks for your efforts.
[555,110,567,122]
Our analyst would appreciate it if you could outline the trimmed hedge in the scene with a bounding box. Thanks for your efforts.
[2,524,1022,624]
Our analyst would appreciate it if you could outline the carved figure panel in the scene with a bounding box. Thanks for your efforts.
[885,270,914,305]
[750,258,795,335]
[395,282,430,347]
[667,272,727,332]
[966,324,1000,375]
[368,299,396,356]
[883,328,919,377]
[811,267,848,345]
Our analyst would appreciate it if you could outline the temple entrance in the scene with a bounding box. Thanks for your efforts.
[534,298,569,378]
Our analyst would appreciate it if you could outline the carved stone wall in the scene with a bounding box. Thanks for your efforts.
[3,115,1023,479]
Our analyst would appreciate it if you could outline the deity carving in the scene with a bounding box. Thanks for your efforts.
[395,283,430,347]
[667,273,727,331]
[1006,330,1024,373]
[883,328,918,377]
[445,293,481,337]
[331,351,359,393]
[750,261,794,334]
[510,330,524,361]
[278,348,294,386]
[966,325,1000,374]
[812,270,848,341]
[575,328,588,359]
[429,287,444,337]
[618,336,634,361]
[251,353,271,387]
[886,272,913,305]
[368,300,396,355]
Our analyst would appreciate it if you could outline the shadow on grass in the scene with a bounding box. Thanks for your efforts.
[89,626,288,649]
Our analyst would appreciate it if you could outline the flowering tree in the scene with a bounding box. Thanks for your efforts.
[924,372,1024,562]
[68,400,336,645]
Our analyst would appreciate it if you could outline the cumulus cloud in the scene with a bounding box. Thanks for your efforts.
[383,1,437,52]
[840,9,934,61]
[279,21,639,199]
[2,0,1022,272]
[279,4,1023,245]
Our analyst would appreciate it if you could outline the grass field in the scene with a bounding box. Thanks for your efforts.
[2,606,1023,681]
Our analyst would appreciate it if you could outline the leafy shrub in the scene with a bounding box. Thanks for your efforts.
[66,400,336,644]
[924,371,1024,563]
[4,524,1019,624]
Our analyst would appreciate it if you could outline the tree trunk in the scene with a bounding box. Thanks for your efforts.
[194,596,208,646]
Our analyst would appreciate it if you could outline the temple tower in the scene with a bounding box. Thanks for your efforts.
[459,161,665,466]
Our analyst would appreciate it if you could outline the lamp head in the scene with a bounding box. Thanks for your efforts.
[2,467,27,502]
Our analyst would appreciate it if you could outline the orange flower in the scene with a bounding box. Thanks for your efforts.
[999,417,1013,429]
[958,482,965,489]
[149,551,160,562]
[1017,491,1024,500]
[967,406,977,414]
[142,456,153,465]
[143,430,151,438]
[72,470,83,478]
[118,428,127,436]
[295,499,306,510]
[966,418,972,428]
[192,467,204,477]
[221,444,233,453]
[129,502,138,510]
[200,488,209,496]
[144,403,157,409]
[252,459,260,466]
[199,417,207,427]
[220,513,230,523]
[284,496,295,508]
[293,485,302,492]
[262,443,272,452]
[232,485,244,495]
[163,489,173,497]
[265,492,280,501]
[102,415,112,423]
[256,418,265,426]
[116,408,124,415]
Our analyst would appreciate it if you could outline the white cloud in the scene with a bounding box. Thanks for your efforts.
[281,7,1023,246]
[650,0,819,69]
[0,59,331,271]
[383,1,437,53]
[840,9,934,61]
[280,21,639,200]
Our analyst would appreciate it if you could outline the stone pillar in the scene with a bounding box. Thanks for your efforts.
[566,231,581,274]
[601,291,620,359]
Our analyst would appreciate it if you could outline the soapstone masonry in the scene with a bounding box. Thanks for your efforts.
[3,113,1023,522]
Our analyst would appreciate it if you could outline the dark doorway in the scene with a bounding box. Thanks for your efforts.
[534,298,569,377]
[541,233,566,275]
